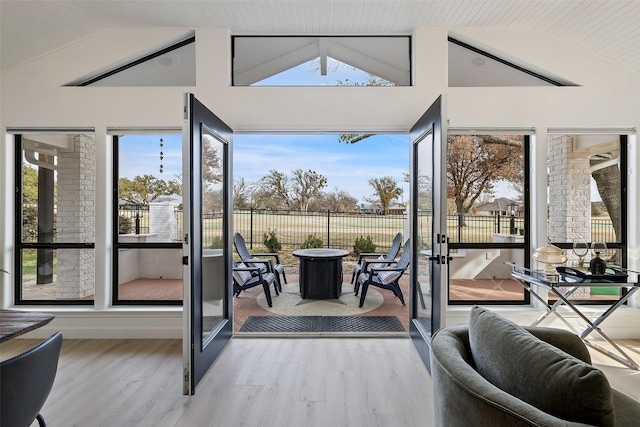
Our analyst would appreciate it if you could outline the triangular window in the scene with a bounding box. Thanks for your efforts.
[448,37,575,87]
[67,36,195,87]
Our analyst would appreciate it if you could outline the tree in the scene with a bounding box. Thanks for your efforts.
[591,163,621,243]
[367,176,403,214]
[22,165,40,204]
[202,139,223,185]
[233,177,253,209]
[314,188,358,211]
[118,175,181,205]
[447,135,522,216]
[258,169,327,211]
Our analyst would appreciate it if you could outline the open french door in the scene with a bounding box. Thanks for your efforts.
[410,95,448,371]
[182,93,233,395]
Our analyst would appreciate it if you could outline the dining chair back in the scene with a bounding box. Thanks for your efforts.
[1,332,63,427]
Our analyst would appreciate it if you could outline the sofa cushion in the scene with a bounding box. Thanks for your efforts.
[468,306,616,426]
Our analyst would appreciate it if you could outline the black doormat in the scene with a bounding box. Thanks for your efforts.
[239,316,405,333]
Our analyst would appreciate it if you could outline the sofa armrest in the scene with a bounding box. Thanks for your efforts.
[430,325,595,427]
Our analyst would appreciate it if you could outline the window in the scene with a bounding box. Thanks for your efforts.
[447,133,530,304]
[545,133,627,303]
[233,36,411,86]
[14,132,96,304]
[113,133,183,305]
[447,37,574,87]
[67,36,195,87]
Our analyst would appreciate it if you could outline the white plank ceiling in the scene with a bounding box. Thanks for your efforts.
[1,0,640,74]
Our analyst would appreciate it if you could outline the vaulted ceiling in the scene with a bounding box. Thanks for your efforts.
[1,0,639,74]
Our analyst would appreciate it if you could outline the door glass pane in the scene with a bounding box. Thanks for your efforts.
[415,131,434,334]
[201,128,226,342]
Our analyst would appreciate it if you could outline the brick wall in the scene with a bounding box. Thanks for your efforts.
[56,134,95,299]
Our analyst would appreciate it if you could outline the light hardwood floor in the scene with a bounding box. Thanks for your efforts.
[2,337,639,427]
[1,337,434,427]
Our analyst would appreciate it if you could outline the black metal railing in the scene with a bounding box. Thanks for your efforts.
[116,205,616,252]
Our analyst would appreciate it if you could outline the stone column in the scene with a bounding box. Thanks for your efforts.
[548,135,592,243]
[548,134,591,298]
[56,134,95,299]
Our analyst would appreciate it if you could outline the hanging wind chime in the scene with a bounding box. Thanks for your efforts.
[159,137,164,173]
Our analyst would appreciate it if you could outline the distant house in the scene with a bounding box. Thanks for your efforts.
[388,203,407,215]
[357,203,406,215]
[476,197,521,216]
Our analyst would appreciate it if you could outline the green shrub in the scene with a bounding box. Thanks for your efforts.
[118,215,133,234]
[353,235,376,255]
[22,205,39,241]
[209,236,224,249]
[263,228,282,252]
[301,234,323,249]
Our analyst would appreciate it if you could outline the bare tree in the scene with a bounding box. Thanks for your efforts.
[313,188,358,211]
[233,177,253,209]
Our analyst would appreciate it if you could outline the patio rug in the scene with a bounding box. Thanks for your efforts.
[239,315,405,333]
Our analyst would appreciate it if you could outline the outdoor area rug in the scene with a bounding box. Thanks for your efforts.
[239,315,405,333]
[255,282,384,316]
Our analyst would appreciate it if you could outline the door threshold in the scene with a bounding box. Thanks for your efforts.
[234,331,409,338]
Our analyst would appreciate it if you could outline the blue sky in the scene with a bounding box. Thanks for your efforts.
[118,133,410,204]
[234,134,409,203]
[254,57,378,86]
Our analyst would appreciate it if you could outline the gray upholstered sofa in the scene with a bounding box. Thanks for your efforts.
[431,306,640,427]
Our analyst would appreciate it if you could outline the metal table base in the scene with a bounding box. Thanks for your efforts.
[509,264,640,370]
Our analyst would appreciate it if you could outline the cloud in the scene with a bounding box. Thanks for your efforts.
[234,134,409,202]
[117,133,410,203]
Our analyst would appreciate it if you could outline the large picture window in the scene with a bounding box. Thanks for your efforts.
[14,132,96,304]
[545,133,627,303]
[113,133,183,305]
[447,132,530,304]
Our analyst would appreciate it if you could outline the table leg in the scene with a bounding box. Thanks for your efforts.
[552,287,639,370]
[518,279,581,334]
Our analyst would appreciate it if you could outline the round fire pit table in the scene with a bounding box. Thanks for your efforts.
[292,248,349,299]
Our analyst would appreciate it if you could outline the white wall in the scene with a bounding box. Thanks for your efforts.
[1,26,639,338]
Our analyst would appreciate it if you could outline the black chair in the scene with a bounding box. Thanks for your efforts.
[234,232,287,291]
[355,239,410,308]
[233,260,277,307]
[351,232,402,287]
[1,332,63,427]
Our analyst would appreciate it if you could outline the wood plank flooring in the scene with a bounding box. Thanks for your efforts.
[2,337,639,427]
[1,337,434,427]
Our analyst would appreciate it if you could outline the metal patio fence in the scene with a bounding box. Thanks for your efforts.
[117,206,617,251]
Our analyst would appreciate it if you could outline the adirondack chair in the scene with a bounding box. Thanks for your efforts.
[351,232,402,288]
[234,232,287,292]
[355,239,410,308]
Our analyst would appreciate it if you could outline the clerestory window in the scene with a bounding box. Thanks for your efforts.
[232,36,411,86]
